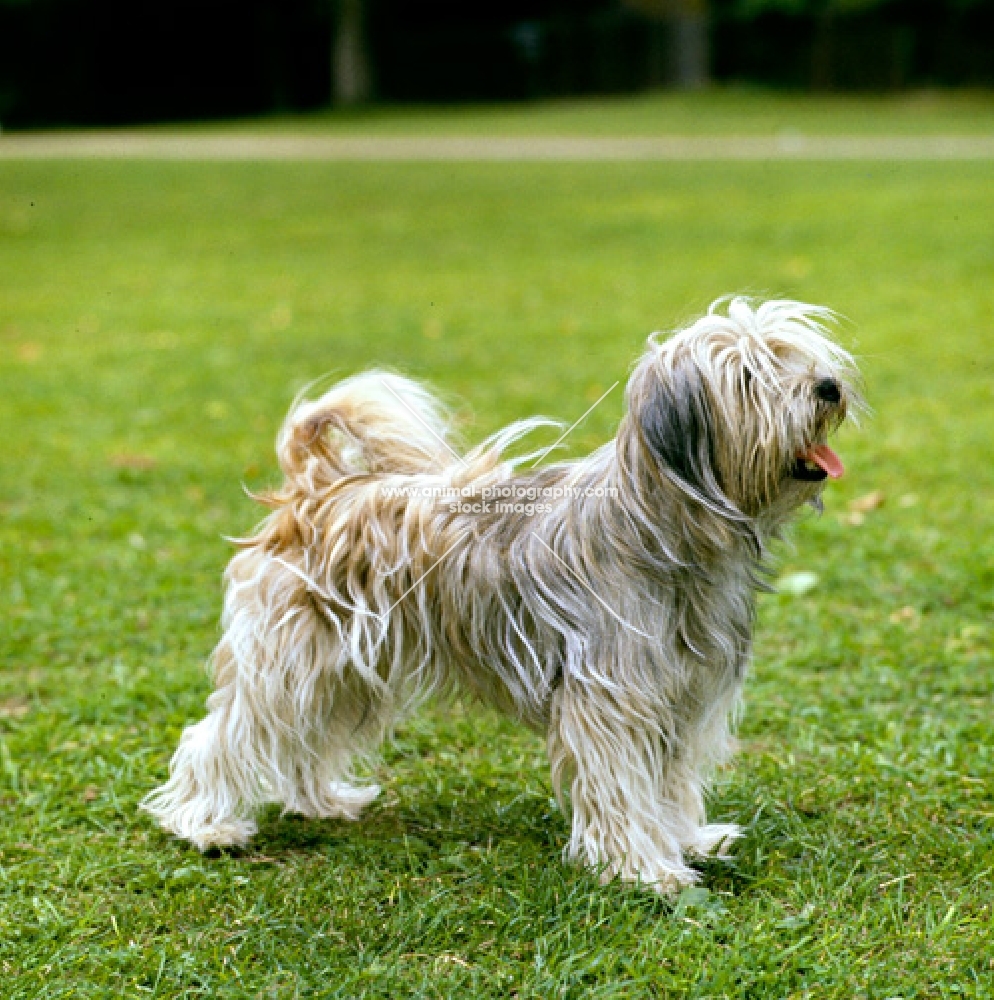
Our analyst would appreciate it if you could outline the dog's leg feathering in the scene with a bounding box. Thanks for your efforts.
[548,682,702,895]
[685,822,741,859]
[140,687,262,851]
[142,554,384,850]
[669,710,742,860]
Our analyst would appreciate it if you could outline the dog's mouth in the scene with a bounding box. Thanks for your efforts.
[792,444,844,482]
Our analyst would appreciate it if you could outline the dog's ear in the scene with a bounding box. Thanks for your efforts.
[639,354,735,518]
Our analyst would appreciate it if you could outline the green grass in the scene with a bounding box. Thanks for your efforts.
[167,88,994,136]
[1,125,993,996]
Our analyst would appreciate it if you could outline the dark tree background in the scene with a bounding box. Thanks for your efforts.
[0,0,992,126]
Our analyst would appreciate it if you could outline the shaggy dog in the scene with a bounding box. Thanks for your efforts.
[143,297,860,893]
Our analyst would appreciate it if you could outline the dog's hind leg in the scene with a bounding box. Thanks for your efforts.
[141,645,384,851]
[273,675,386,823]
[139,669,266,851]
[142,561,383,850]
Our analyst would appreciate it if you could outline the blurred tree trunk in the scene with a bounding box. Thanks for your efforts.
[333,0,370,105]
[671,1,707,89]
[624,0,709,90]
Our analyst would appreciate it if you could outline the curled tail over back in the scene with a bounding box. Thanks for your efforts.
[276,370,459,490]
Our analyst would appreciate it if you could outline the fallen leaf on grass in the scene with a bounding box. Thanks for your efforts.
[110,452,158,471]
[778,571,820,596]
[850,490,886,513]
[845,490,885,525]
[0,699,30,719]
[889,606,920,628]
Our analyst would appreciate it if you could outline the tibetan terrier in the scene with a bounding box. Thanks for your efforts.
[143,298,861,893]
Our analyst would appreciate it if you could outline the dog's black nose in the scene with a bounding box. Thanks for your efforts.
[814,378,842,403]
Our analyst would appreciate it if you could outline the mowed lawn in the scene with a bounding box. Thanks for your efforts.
[1,132,993,997]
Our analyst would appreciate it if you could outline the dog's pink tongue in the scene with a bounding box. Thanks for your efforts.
[804,444,845,479]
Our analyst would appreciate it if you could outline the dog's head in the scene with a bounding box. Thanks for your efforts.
[632,298,863,524]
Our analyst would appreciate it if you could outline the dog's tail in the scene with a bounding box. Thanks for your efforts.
[275,370,458,489]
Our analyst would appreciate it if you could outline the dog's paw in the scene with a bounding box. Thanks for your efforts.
[626,860,700,896]
[185,817,259,852]
[590,854,699,896]
[141,789,260,851]
[685,822,741,859]
[645,866,700,896]
[291,781,381,822]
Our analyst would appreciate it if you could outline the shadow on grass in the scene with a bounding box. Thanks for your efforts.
[234,785,772,902]
[251,784,565,857]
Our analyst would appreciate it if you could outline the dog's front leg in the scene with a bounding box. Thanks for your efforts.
[547,682,701,895]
